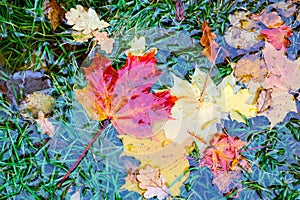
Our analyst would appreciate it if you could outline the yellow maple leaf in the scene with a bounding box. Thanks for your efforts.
[119,130,191,196]
[215,83,257,122]
[163,68,220,153]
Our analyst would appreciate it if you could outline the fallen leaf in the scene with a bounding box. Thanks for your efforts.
[200,21,218,62]
[200,132,251,174]
[36,111,55,137]
[92,31,114,54]
[258,42,300,125]
[224,12,262,50]
[261,25,293,51]
[21,92,55,117]
[251,10,284,28]
[212,171,242,194]
[5,70,52,105]
[163,68,219,152]
[65,5,109,35]
[70,191,80,200]
[271,1,297,17]
[234,53,268,83]
[175,0,184,22]
[214,83,257,122]
[72,31,93,42]
[75,51,176,138]
[137,166,170,200]
[120,130,191,196]
[43,0,65,31]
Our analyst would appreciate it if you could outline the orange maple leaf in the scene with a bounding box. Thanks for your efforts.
[200,21,219,63]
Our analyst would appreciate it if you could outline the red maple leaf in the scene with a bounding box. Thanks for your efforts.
[261,25,293,51]
[200,132,251,174]
[75,51,177,138]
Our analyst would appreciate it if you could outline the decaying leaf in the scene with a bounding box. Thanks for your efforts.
[137,166,170,200]
[234,53,267,83]
[5,70,52,105]
[261,25,293,51]
[224,12,262,50]
[92,31,114,54]
[251,10,284,28]
[21,92,55,117]
[36,111,55,137]
[200,21,218,62]
[43,0,65,31]
[75,51,176,138]
[65,5,109,35]
[120,130,191,196]
[200,132,251,174]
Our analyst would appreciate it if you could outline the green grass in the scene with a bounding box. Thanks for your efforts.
[0,0,299,199]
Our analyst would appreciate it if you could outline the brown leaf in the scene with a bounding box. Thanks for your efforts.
[43,0,65,31]
[36,111,55,137]
[234,53,268,83]
[200,21,218,63]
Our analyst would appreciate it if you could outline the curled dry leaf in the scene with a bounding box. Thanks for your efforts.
[234,53,267,83]
[43,0,65,31]
[65,5,109,35]
[261,25,293,51]
[200,21,218,63]
[92,31,114,54]
[137,166,170,200]
[251,10,284,28]
[36,111,55,137]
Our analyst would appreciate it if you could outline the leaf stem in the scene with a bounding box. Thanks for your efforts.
[57,120,110,187]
